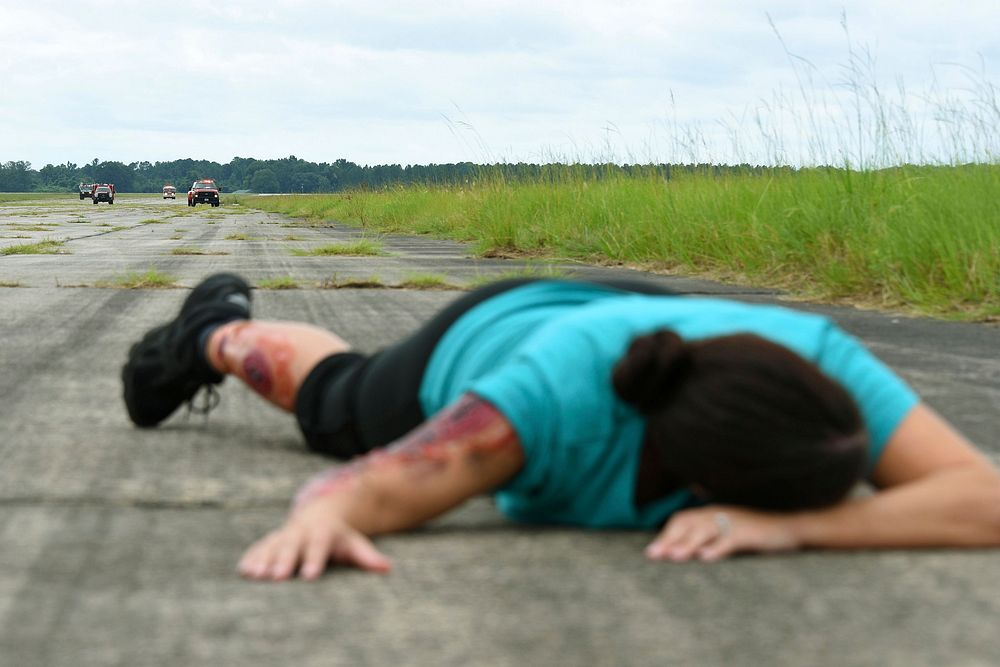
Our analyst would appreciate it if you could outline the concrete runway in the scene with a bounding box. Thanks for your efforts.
[2,195,998,666]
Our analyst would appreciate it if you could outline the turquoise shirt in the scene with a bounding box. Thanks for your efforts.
[419,282,918,529]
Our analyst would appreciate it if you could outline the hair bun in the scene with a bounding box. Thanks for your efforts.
[612,330,691,413]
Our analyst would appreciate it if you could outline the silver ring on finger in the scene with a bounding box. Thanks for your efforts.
[714,511,731,538]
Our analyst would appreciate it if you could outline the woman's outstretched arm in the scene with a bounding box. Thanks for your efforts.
[239,394,524,580]
[646,404,1000,561]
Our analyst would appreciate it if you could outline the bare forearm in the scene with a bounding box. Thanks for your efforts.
[292,394,523,535]
[794,464,1000,549]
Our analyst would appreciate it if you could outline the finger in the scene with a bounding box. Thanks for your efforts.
[239,532,282,579]
[238,540,264,576]
[238,548,262,578]
[697,539,734,562]
[667,525,719,561]
[696,517,738,562]
[335,532,392,573]
[269,531,306,581]
[646,521,692,560]
[299,530,335,581]
[662,518,693,544]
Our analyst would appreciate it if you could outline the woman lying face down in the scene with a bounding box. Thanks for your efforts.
[120,275,1000,581]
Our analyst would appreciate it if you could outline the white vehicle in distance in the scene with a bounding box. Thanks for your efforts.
[162,185,176,199]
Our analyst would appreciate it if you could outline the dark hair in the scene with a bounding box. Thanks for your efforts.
[613,330,868,510]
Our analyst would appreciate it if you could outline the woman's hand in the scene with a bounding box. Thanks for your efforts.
[238,395,522,581]
[645,506,802,563]
[238,495,392,581]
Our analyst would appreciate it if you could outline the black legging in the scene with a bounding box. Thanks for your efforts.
[294,278,674,458]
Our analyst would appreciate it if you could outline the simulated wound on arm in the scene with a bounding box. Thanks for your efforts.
[292,393,525,534]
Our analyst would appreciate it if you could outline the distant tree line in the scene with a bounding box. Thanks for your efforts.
[0,156,787,193]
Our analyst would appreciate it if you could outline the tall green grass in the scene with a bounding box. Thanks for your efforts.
[232,34,1000,319]
[234,163,1000,319]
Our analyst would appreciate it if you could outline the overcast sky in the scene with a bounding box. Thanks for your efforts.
[1,0,997,167]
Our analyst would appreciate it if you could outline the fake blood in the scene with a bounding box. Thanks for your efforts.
[243,351,273,396]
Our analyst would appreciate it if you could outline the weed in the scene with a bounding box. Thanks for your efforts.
[289,240,385,256]
[318,274,384,289]
[398,273,459,290]
[1,239,68,255]
[95,268,177,289]
[224,233,258,241]
[280,221,335,229]
[169,247,229,256]
[256,276,300,289]
[141,218,169,224]
[0,280,23,287]
[7,225,57,232]
[1,210,49,217]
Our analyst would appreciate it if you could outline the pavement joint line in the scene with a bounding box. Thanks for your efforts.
[0,495,288,510]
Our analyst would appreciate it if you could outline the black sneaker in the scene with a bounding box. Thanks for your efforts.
[122,273,252,427]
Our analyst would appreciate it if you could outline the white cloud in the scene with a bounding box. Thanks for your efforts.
[0,0,996,167]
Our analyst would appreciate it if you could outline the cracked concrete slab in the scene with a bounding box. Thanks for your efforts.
[1,196,998,666]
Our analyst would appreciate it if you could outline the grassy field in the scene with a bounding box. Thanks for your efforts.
[0,193,77,203]
[232,164,999,320]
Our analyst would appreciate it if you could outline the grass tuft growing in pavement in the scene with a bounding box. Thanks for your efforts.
[224,232,258,241]
[289,240,385,256]
[7,224,58,232]
[169,246,229,255]
[96,268,178,289]
[1,239,68,255]
[256,276,300,290]
[398,273,459,290]
[318,274,384,289]
[0,280,24,287]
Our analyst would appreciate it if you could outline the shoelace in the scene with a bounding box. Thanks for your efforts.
[185,385,221,420]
